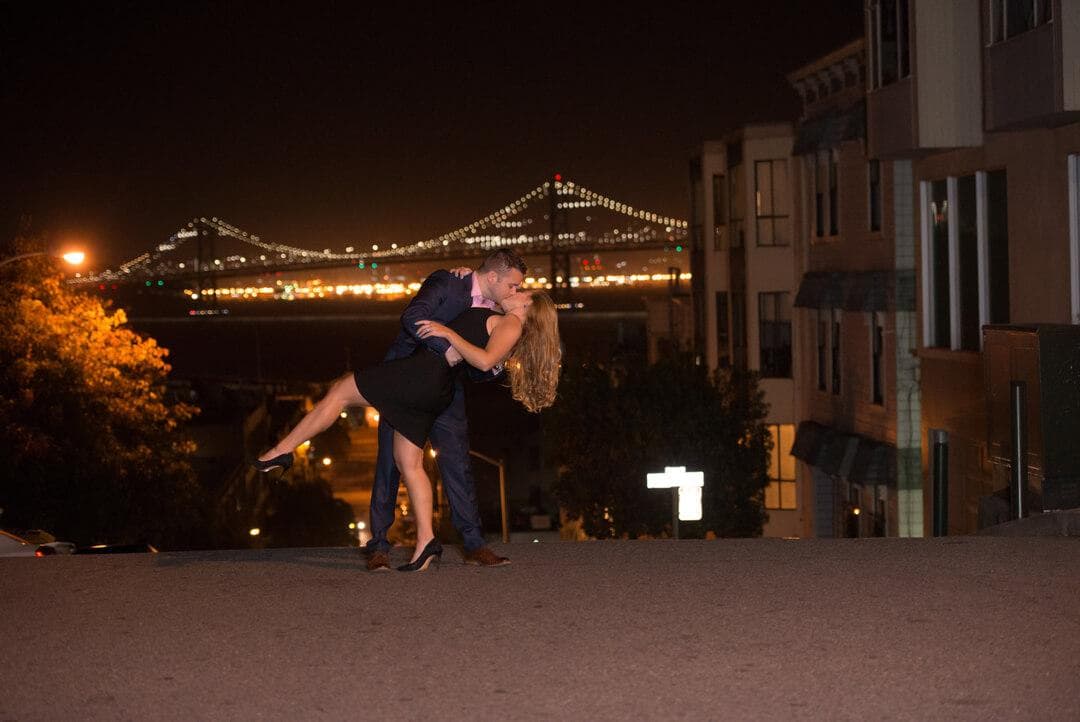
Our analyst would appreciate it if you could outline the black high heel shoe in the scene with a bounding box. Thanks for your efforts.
[251,452,293,473]
[397,539,442,572]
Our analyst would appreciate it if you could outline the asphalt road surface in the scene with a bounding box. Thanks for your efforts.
[4,538,1080,721]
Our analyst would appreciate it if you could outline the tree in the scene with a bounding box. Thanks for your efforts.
[0,241,202,548]
[548,354,771,538]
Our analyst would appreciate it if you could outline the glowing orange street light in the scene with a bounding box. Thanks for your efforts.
[0,248,87,268]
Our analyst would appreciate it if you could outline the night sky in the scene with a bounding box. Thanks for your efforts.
[2,1,862,266]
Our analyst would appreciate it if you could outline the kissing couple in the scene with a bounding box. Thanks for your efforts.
[254,248,561,571]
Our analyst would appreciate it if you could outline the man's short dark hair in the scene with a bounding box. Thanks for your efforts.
[478,248,527,276]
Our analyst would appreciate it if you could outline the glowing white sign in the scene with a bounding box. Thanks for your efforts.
[646,466,704,521]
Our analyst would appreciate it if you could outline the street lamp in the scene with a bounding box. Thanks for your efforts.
[428,447,510,543]
[0,249,86,268]
[469,449,509,544]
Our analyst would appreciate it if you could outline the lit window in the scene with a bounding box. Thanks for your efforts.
[765,424,796,510]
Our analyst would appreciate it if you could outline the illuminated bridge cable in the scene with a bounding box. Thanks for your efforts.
[73,178,687,284]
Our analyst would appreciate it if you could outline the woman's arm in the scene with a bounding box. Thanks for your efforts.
[415,315,522,372]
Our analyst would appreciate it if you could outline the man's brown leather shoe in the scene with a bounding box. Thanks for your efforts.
[366,550,391,572]
[463,546,510,567]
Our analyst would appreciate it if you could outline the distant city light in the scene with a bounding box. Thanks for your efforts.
[249,528,261,536]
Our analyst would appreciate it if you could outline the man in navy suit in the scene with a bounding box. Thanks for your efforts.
[364,248,527,570]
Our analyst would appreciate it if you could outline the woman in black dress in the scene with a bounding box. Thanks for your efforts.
[254,291,560,570]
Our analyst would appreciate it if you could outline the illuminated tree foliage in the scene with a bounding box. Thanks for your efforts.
[549,355,770,538]
[0,250,202,547]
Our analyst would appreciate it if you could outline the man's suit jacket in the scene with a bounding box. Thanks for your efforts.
[384,270,500,383]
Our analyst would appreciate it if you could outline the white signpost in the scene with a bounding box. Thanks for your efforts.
[646,466,704,539]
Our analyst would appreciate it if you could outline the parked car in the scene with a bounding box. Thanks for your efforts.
[0,530,76,557]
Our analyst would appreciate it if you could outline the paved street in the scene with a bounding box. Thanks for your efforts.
[4,538,1080,721]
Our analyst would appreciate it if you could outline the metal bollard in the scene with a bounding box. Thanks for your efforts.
[931,429,949,536]
[1010,381,1027,520]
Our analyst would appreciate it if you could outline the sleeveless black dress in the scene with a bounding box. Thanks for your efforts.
[354,308,498,448]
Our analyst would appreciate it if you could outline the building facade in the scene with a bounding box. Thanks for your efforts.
[786,39,920,539]
[689,124,803,537]
[691,0,1080,537]
[885,0,1080,531]
[796,0,1079,536]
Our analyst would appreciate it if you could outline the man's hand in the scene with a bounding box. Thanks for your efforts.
[449,267,471,278]
[445,346,463,366]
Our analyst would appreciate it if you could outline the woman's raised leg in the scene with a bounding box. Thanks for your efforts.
[393,431,436,563]
[259,373,368,461]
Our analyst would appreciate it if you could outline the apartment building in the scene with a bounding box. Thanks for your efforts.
[689,124,802,537]
[785,38,920,539]
[867,0,1080,532]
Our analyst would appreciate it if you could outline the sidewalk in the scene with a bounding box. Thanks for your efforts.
[3,538,1079,720]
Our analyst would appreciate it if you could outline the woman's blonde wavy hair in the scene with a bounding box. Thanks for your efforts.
[507,292,561,412]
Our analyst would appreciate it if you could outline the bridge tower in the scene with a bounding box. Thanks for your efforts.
[548,175,571,299]
[194,220,218,307]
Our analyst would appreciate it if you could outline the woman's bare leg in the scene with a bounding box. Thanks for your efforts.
[393,432,435,563]
[260,373,368,460]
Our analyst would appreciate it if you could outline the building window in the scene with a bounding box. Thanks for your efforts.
[991,0,1053,43]
[869,0,910,89]
[868,159,882,232]
[921,171,1010,350]
[716,291,730,368]
[829,150,839,236]
[831,309,842,395]
[957,175,980,351]
[927,179,951,348]
[1070,155,1080,324]
[758,292,791,378]
[871,311,884,405]
[817,309,827,391]
[765,423,796,510]
[755,159,790,246]
[712,173,727,251]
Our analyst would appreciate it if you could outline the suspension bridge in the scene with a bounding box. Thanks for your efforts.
[74,176,689,295]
